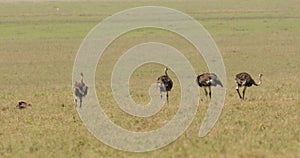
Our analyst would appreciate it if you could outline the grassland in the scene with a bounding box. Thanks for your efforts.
[0,0,299,157]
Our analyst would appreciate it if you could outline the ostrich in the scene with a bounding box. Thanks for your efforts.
[157,67,173,103]
[196,73,223,99]
[74,72,88,107]
[235,72,263,100]
[16,100,31,109]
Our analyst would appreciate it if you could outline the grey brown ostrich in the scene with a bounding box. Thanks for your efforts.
[74,72,88,107]
[235,72,263,100]
[196,73,223,99]
[16,100,31,109]
[157,67,173,104]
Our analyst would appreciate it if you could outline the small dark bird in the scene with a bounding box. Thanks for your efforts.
[157,67,173,104]
[16,100,31,109]
[74,72,88,107]
[196,73,223,99]
[235,72,263,100]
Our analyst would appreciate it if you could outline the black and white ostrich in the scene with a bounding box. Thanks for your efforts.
[235,72,263,100]
[74,72,88,107]
[157,67,173,104]
[196,73,223,99]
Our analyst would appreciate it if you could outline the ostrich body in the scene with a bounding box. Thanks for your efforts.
[235,72,263,100]
[157,67,173,103]
[16,100,31,109]
[196,73,223,99]
[74,73,88,107]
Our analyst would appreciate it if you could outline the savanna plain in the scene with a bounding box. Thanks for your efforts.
[0,0,299,157]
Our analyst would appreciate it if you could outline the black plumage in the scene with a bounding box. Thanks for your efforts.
[196,73,223,99]
[157,67,173,103]
[74,73,88,107]
[235,72,263,100]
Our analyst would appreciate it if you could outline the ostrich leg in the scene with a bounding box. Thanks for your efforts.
[236,86,243,99]
[79,96,83,108]
[203,88,208,97]
[242,86,247,100]
[160,90,163,100]
[208,86,212,99]
[166,91,169,104]
[203,88,209,101]
[74,98,77,107]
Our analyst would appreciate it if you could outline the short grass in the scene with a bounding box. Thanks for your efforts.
[0,0,299,157]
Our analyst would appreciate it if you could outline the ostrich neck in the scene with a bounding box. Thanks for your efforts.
[165,70,168,76]
[256,76,262,85]
[80,76,84,83]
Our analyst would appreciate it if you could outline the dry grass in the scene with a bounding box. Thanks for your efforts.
[0,0,299,157]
